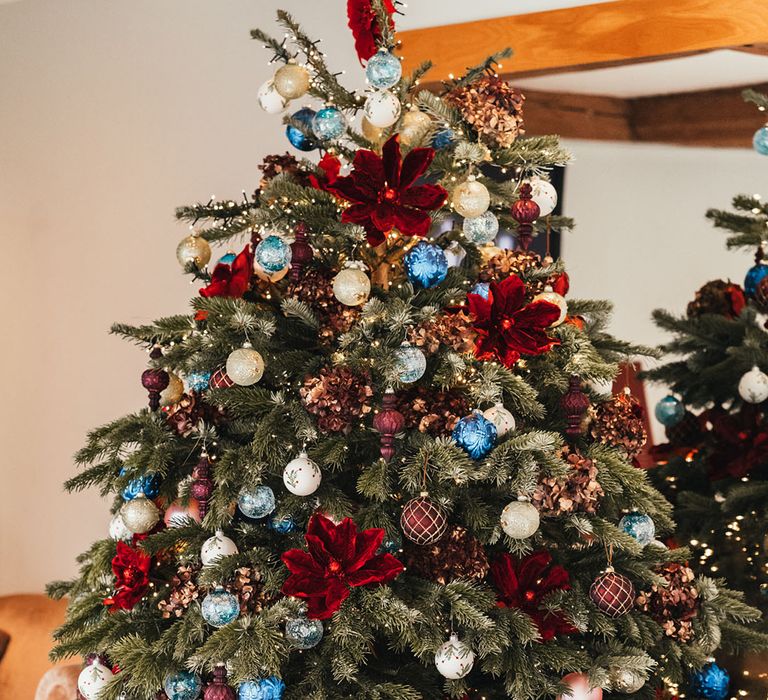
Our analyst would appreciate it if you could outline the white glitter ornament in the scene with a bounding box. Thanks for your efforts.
[160,372,184,407]
[176,234,211,268]
[78,658,114,700]
[273,62,310,100]
[109,513,133,542]
[363,90,402,128]
[283,452,322,496]
[611,667,645,694]
[399,108,432,147]
[333,261,371,306]
[500,496,540,539]
[434,634,475,680]
[738,365,768,403]
[452,176,490,218]
[226,344,264,386]
[119,492,160,534]
[200,529,239,566]
[257,79,288,114]
[533,285,568,326]
[483,403,516,437]
[527,176,558,216]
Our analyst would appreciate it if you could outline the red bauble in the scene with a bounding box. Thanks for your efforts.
[401,495,448,545]
[209,367,234,389]
[510,182,540,251]
[290,223,314,281]
[589,570,635,618]
[204,665,235,700]
[372,388,405,462]
[557,672,603,700]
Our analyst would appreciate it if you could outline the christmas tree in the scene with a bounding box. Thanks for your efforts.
[49,5,767,700]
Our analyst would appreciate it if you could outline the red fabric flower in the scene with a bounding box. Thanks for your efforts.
[282,514,404,620]
[703,406,768,479]
[200,245,253,298]
[347,0,396,63]
[313,135,447,247]
[467,274,560,367]
[490,551,576,641]
[103,541,152,612]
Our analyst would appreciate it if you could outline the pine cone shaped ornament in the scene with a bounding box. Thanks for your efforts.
[158,565,200,619]
[590,391,648,458]
[233,566,277,614]
[404,525,489,584]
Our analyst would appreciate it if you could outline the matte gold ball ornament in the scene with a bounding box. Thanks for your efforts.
[273,62,310,100]
[533,285,568,326]
[361,116,385,144]
[176,234,211,268]
[159,372,184,407]
[452,176,490,218]
[399,108,432,147]
[226,344,265,386]
[119,492,161,534]
[333,261,371,306]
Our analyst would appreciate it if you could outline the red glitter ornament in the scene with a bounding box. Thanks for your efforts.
[204,665,235,700]
[561,375,590,439]
[372,388,405,462]
[290,223,314,282]
[589,570,635,618]
[510,183,540,251]
[401,494,448,545]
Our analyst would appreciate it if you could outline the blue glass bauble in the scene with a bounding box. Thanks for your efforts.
[378,531,402,555]
[754,126,768,155]
[690,662,730,700]
[164,671,202,700]
[255,235,292,273]
[238,485,276,519]
[404,242,448,289]
[462,211,499,244]
[218,251,237,265]
[121,470,161,501]
[201,586,240,628]
[286,108,318,151]
[395,342,427,383]
[432,128,455,149]
[744,262,768,296]
[471,282,490,299]
[312,106,346,141]
[186,371,212,392]
[452,411,497,459]
[238,677,286,700]
[285,616,324,649]
[365,49,402,90]
[268,514,296,533]
[654,395,684,427]
[619,512,656,545]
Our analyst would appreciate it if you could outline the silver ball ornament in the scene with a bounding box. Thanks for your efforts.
[176,234,211,268]
[226,345,264,386]
[463,210,499,244]
[333,261,371,306]
[119,492,160,534]
[395,341,427,383]
[363,90,402,128]
[611,667,645,694]
[273,63,310,100]
[434,634,475,680]
[500,497,540,539]
[452,177,490,218]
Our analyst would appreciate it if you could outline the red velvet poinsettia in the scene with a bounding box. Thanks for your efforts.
[282,514,404,619]
[347,0,396,63]
[200,245,253,298]
[467,274,560,367]
[703,406,768,479]
[103,541,152,612]
[312,135,447,247]
[490,551,576,641]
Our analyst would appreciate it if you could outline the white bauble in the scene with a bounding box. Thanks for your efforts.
[257,79,288,114]
[333,262,371,306]
[399,108,432,147]
[500,497,540,539]
[363,90,402,128]
[443,240,466,268]
[483,403,516,437]
[527,176,558,216]
[533,285,568,326]
[176,234,211,268]
[273,63,310,100]
[200,529,239,566]
[226,346,265,386]
[78,659,114,700]
[283,452,322,496]
[109,513,133,542]
[159,372,184,407]
[119,493,160,534]
[738,365,768,403]
[434,634,475,680]
[452,177,490,218]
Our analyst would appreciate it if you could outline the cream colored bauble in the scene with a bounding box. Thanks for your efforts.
[119,492,160,534]
[361,116,385,144]
[176,234,211,268]
[283,451,322,496]
[273,62,310,100]
[333,261,371,306]
[443,240,466,268]
[159,372,184,407]
[527,176,558,216]
[257,79,288,114]
[533,285,568,326]
[483,403,516,437]
[200,529,239,566]
[399,108,432,147]
[363,90,402,128]
[253,262,290,283]
[738,365,768,403]
[434,634,475,680]
[78,658,114,700]
[500,497,540,539]
[226,345,265,386]
[452,176,490,218]
[108,512,133,542]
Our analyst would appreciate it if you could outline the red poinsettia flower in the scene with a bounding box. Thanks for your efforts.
[703,405,768,479]
[467,274,560,367]
[282,514,404,620]
[312,135,447,247]
[200,245,253,298]
[347,0,396,63]
[490,551,576,641]
[103,541,152,612]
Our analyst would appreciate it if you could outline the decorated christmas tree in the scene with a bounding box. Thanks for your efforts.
[49,5,767,700]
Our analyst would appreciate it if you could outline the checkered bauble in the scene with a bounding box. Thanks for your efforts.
[589,570,635,617]
[210,367,234,389]
[401,495,447,545]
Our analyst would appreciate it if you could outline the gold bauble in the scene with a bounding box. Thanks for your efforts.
[159,373,184,407]
[452,177,490,218]
[176,235,211,268]
[333,262,371,306]
[226,346,265,386]
[399,109,432,147]
[273,63,310,100]
[361,116,385,145]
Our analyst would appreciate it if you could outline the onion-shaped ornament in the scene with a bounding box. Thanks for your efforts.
[404,242,448,289]
[482,403,516,437]
[333,261,371,306]
[500,496,540,539]
[164,671,203,700]
[273,62,310,100]
[283,452,322,496]
[119,492,160,534]
[401,494,447,545]
[201,586,240,628]
[257,79,287,114]
[200,530,239,566]
[533,285,568,326]
[285,615,324,649]
[434,634,475,680]
[78,658,114,700]
[177,234,211,269]
[394,342,427,383]
[527,176,558,216]
[363,90,401,128]
[238,485,276,519]
[226,344,264,386]
[255,234,292,273]
[739,365,768,404]
[452,176,490,218]
[365,49,402,89]
[619,512,655,545]
[462,210,499,244]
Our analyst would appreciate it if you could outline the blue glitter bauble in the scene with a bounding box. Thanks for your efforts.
[395,342,427,383]
[744,262,768,296]
[238,677,286,700]
[365,49,402,90]
[404,242,448,289]
[268,514,296,533]
[255,235,292,273]
[121,470,161,501]
[619,512,656,545]
[285,108,318,151]
[654,395,684,427]
[462,211,499,244]
[378,531,402,555]
[238,485,276,519]
[690,662,730,700]
[201,586,240,628]
[218,252,237,265]
[432,128,455,149]
[186,371,212,392]
[312,106,346,141]
[754,126,768,155]
[471,281,490,299]
[285,616,324,649]
[452,411,497,459]
[164,671,202,700]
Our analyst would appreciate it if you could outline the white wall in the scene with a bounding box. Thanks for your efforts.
[0,1,763,594]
